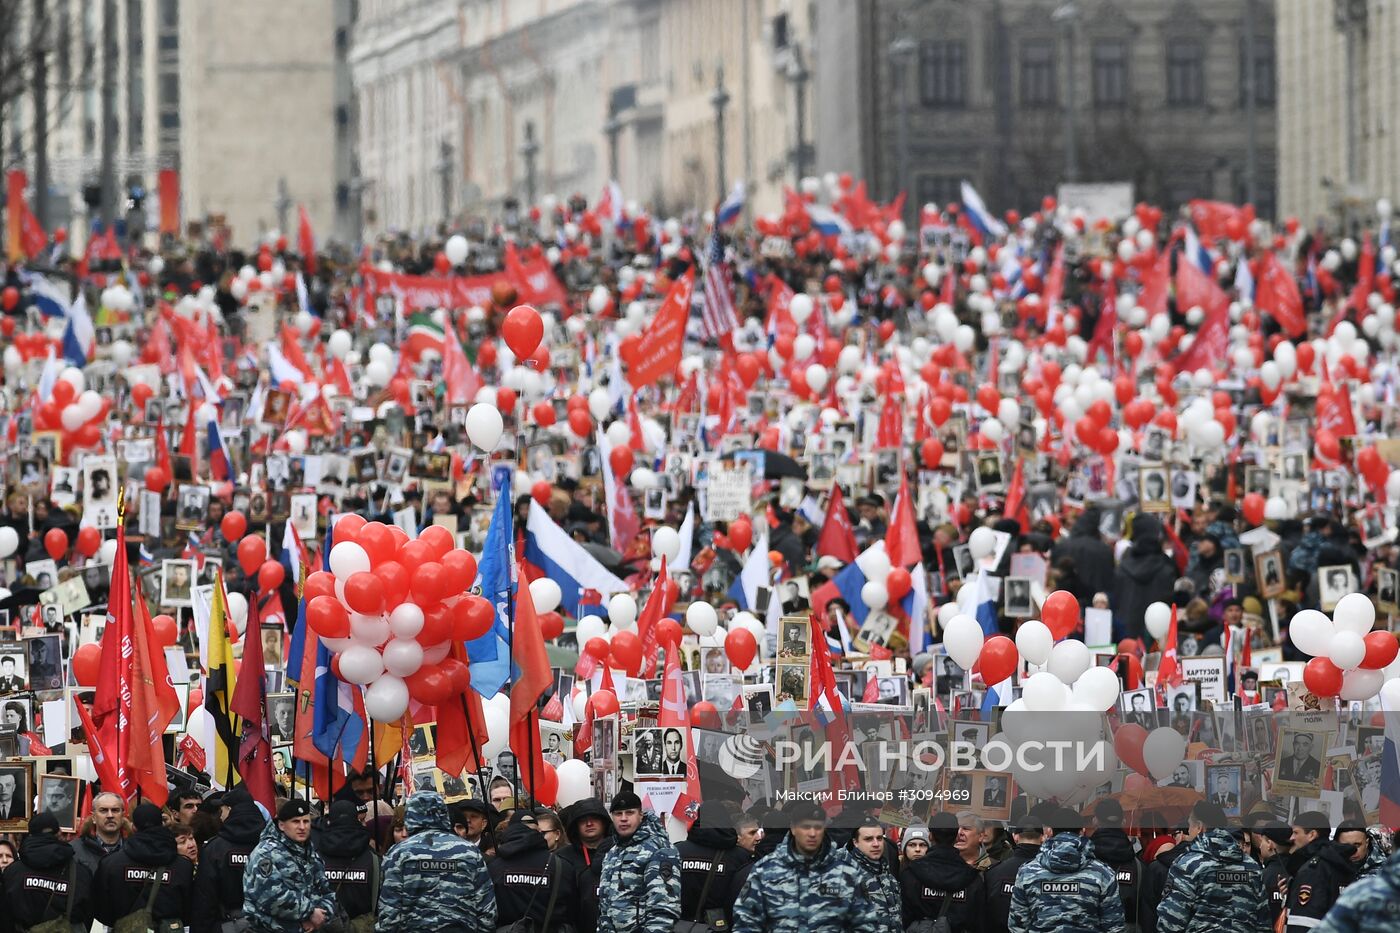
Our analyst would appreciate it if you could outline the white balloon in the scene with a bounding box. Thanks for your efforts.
[61,404,86,431]
[687,601,718,636]
[968,526,997,561]
[481,702,511,760]
[1333,592,1375,636]
[339,645,385,684]
[576,614,608,646]
[364,675,410,722]
[1388,470,1400,501]
[805,363,829,394]
[350,612,391,648]
[364,359,391,387]
[555,759,594,807]
[861,580,889,610]
[1340,667,1385,701]
[793,334,816,362]
[328,329,353,359]
[981,418,1005,443]
[1048,639,1091,685]
[1289,609,1335,657]
[588,388,612,420]
[0,526,18,558]
[382,638,425,677]
[1144,602,1173,641]
[388,603,425,639]
[1383,677,1400,711]
[1022,671,1069,712]
[1015,620,1053,665]
[329,542,371,579]
[466,403,505,451]
[59,367,84,392]
[855,545,892,582]
[444,234,469,266]
[789,293,813,325]
[605,420,631,448]
[608,594,638,628]
[1143,727,1187,782]
[1072,666,1121,712]
[943,614,985,669]
[530,578,562,614]
[651,527,681,562]
[630,468,658,490]
[226,593,249,629]
[1328,631,1366,670]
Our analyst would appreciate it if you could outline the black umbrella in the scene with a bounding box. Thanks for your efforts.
[721,449,808,481]
[579,541,628,577]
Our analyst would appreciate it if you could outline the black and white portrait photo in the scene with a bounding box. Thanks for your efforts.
[1317,565,1356,612]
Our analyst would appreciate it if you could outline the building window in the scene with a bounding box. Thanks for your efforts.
[1240,36,1275,107]
[1019,39,1056,107]
[916,174,961,212]
[919,40,966,108]
[1091,39,1128,106]
[159,0,177,28]
[57,0,71,87]
[159,73,179,107]
[160,110,179,130]
[772,13,789,51]
[1165,38,1204,106]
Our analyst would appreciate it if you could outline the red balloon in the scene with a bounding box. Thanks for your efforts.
[418,604,454,644]
[406,664,455,705]
[151,614,179,647]
[434,251,451,274]
[258,560,286,592]
[75,526,101,558]
[1316,429,1340,462]
[654,618,682,648]
[568,409,592,437]
[523,761,559,806]
[411,563,447,605]
[585,637,611,661]
[1113,723,1151,776]
[419,525,455,560]
[442,657,471,695]
[353,522,393,566]
[725,628,757,670]
[728,519,753,553]
[540,611,565,641]
[452,596,495,641]
[502,304,544,360]
[337,514,368,539]
[131,383,154,409]
[1041,590,1081,640]
[440,550,478,596]
[307,595,351,638]
[1241,493,1266,527]
[73,643,102,686]
[531,480,552,506]
[691,700,721,729]
[978,635,1019,686]
[587,689,620,718]
[43,527,67,560]
[609,630,643,676]
[976,384,1000,414]
[304,570,336,602]
[343,571,384,614]
[373,561,411,608]
[920,438,944,469]
[736,354,761,388]
[1,285,18,311]
[399,539,434,568]
[886,568,913,600]
[608,446,634,477]
[928,397,951,426]
[237,535,267,576]
[1086,399,1112,429]
[144,466,170,492]
[1361,631,1399,670]
[51,380,75,406]
[1303,657,1344,697]
[220,511,247,542]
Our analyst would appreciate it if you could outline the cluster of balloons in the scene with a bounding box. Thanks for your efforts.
[848,542,916,614]
[1288,593,1399,700]
[31,371,112,458]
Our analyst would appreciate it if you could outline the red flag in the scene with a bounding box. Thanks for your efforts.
[1161,519,1190,576]
[1002,457,1030,533]
[1138,249,1172,317]
[157,169,181,236]
[435,644,490,777]
[1187,200,1248,241]
[876,393,903,447]
[229,598,277,811]
[658,639,703,823]
[154,414,173,482]
[441,316,484,405]
[626,269,694,388]
[1158,604,1182,690]
[635,557,669,678]
[129,589,181,805]
[1256,252,1306,338]
[816,485,858,563]
[180,397,199,460]
[1040,243,1066,325]
[510,560,552,724]
[1172,255,1231,375]
[92,520,136,800]
[6,170,27,261]
[807,610,863,805]
[297,204,317,276]
[626,394,646,452]
[1316,380,1358,438]
[19,199,47,259]
[1085,285,1117,364]
[74,696,123,795]
[885,472,921,568]
[764,275,799,346]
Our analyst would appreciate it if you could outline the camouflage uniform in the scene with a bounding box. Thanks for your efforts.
[241,820,337,933]
[1315,852,1400,933]
[596,811,681,933]
[1349,835,1387,881]
[1009,832,1125,933]
[847,848,901,933]
[732,835,882,933]
[1156,828,1267,933]
[377,792,496,933]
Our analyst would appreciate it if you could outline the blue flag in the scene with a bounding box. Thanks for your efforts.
[312,519,363,763]
[469,482,515,697]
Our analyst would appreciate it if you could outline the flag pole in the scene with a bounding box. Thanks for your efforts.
[368,722,379,805]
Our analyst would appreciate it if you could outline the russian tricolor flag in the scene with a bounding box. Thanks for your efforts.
[1379,687,1400,827]
[957,569,1001,637]
[523,501,628,619]
[1184,225,1215,276]
[61,293,94,368]
[716,181,745,227]
[207,416,231,481]
[960,181,1007,240]
[27,273,71,318]
[806,204,853,237]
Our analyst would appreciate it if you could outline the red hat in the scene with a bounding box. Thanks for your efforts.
[1143,834,1177,863]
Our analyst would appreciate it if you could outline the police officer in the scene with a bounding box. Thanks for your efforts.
[557,798,615,933]
[0,812,94,933]
[1089,800,1144,931]
[1141,825,1191,933]
[1333,824,1384,882]
[676,801,750,930]
[1284,810,1356,933]
[377,791,495,932]
[732,802,880,933]
[1313,847,1400,933]
[1155,802,1264,933]
[192,785,266,933]
[242,798,337,933]
[984,813,1044,933]
[489,812,576,932]
[901,811,981,932]
[846,818,900,933]
[596,791,681,933]
[92,802,194,930]
[1008,806,1124,933]
[1246,818,1292,930]
[315,801,379,928]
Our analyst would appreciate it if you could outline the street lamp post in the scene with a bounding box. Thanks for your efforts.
[711,63,731,203]
[521,121,540,206]
[435,139,455,225]
[603,106,622,182]
[1053,2,1079,183]
[890,38,917,212]
[787,45,810,182]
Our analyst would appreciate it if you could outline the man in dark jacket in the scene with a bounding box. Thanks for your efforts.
[192,785,266,933]
[92,802,195,929]
[900,812,981,932]
[0,812,95,933]
[315,800,379,926]
[1140,831,1190,933]
[1114,514,1181,640]
[557,798,615,933]
[1051,508,1116,604]
[675,801,750,929]
[1246,818,1292,931]
[70,789,126,877]
[1284,811,1357,933]
[982,815,1042,933]
[489,814,576,932]
[1089,800,1143,929]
